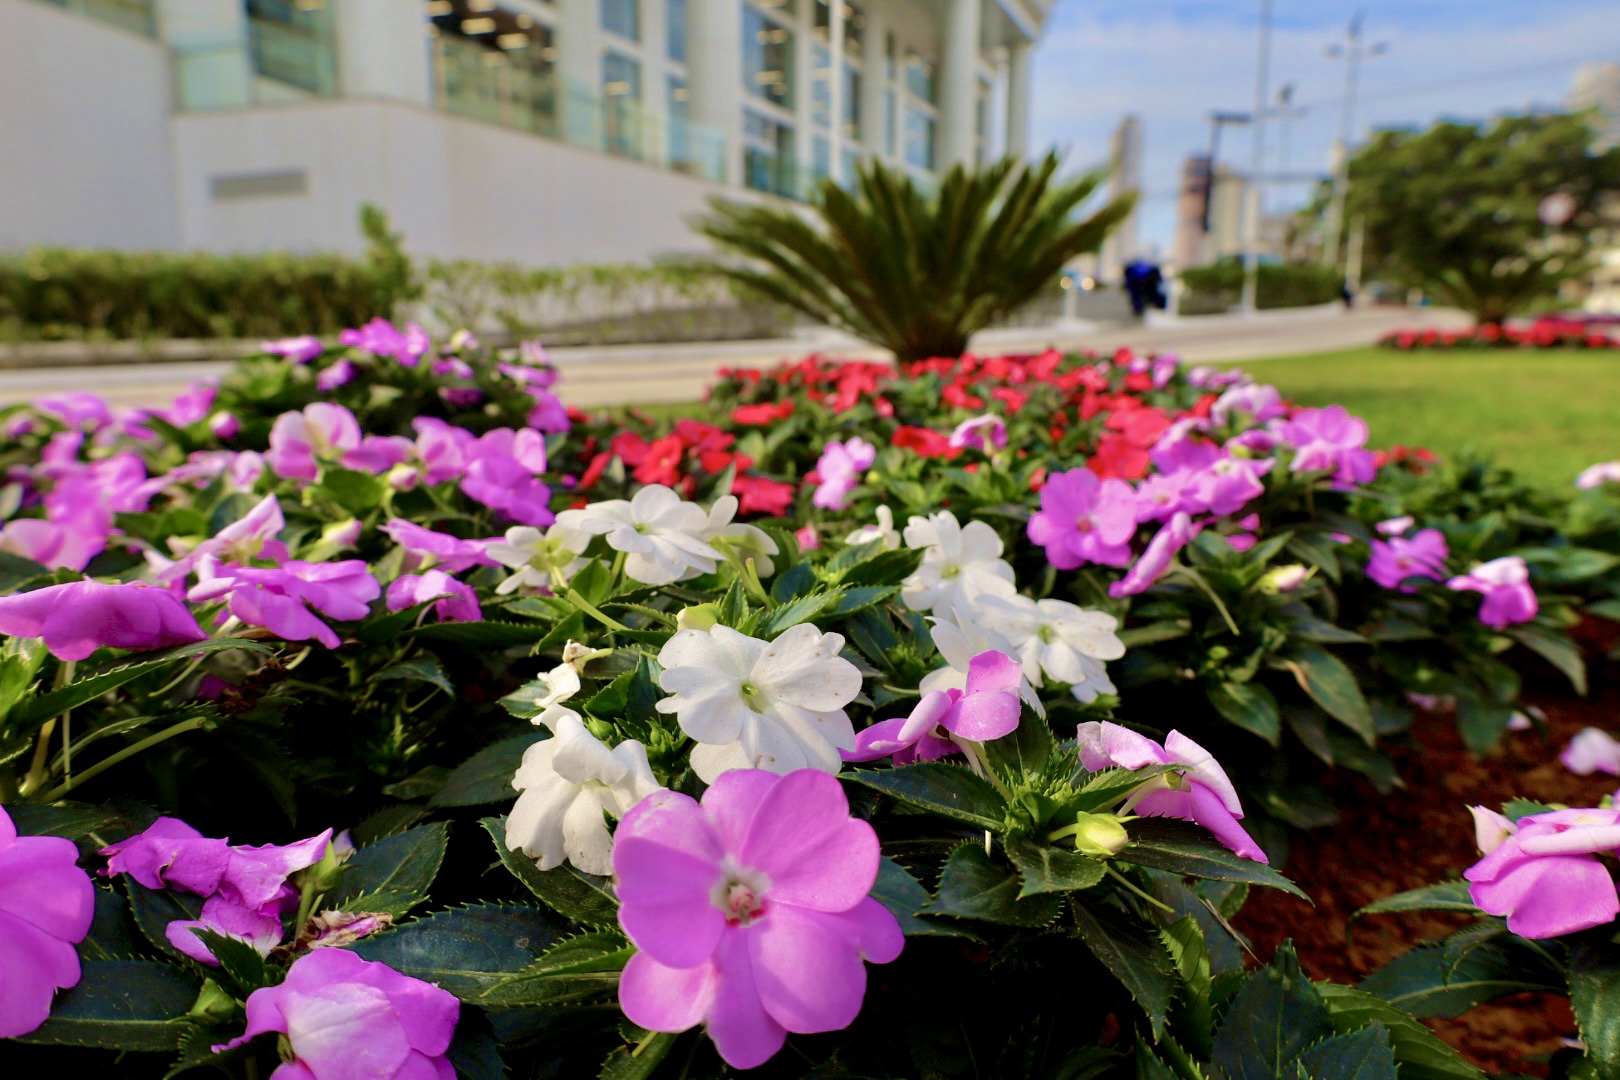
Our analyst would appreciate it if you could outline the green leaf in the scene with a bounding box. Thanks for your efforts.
[1284,615,1367,645]
[374,655,454,697]
[9,638,273,734]
[1118,819,1308,900]
[598,1032,681,1080]
[479,816,619,924]
[405,620,552,647]
[871,855,967,937]
[125,880,203,962]
[15,960,198,1051]
[981,709,1054,781]
[1275,646,1374,744]
[1071,901,1177,1038]
[830,584,900,615]
[1315,984,1486,1080]
[1358,932,1563,1018]
[1207,681,1282,746]
[1162,916,1215,1055]
[1007,839,1106,897]
[328,822,449,917]
[756,589,842,637]
[1118,621,1191,647]
[1211,942,1333,1080]
[836,547,925,587]
[1507,624,1587,696]
[1292,1025,1398,1080]
[352,903,566,999]
[925,842,1063,927]
[190,929,270,999]
[432,732,546,807]
[1352,881,1478,925]
[1570,941,1620,1073]
[1456,697,1514,755]
[480,931,634,1006]
[313,465,387,513]
[844,762,1006,831]
[769,561,817,603]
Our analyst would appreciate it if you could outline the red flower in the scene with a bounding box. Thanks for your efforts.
[610,431,650,466]
[578,451,612,492]
[731,400,795,425]
[991,386,1028,412]
[1088,432,1151,481]
[731,474,796,516]
[893,425,960,459]
[633,435,685,486]
[942,382,985,409]
[1190,393,1219,419]
[1106,401,1170,447]
[1123,371,1154,393]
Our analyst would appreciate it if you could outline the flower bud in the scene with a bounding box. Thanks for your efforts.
[295,839,350,895]
[321,519,363,547]
[1070,812,1130,857]
[208,411,240,439]
[1259,564,1311,594]
[585,716,616,741]
[188,979,239,1023]
[676,604,720,632]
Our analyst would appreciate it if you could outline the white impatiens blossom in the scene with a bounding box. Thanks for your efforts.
[655,622,862,781]
[845,505,901,551]
[505,708,663,875]
[973,594,1125,704]
[487,524,591,594]
[921,606,1045,717]
[900,511,1017,614]
[698,494,780,578]
[552,485,725,586]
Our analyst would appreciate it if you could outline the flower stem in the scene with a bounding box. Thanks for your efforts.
[566,589,631,632]
[35,714,211,804]
[20,660,74,796]
[1175,568,1241,636]
[1104,865,1176,915]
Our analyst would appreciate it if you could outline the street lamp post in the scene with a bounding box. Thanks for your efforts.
[1321,12,1387,271]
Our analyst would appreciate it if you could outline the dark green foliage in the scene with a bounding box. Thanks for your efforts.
[691,153,1137,361]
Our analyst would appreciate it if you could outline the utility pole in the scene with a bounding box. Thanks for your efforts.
[1321,12,1387,270]
[1239,0,1272,317]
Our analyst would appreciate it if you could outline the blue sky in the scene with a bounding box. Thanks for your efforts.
[1029,0,1620,258]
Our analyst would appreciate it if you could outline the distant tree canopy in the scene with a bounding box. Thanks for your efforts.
[1343,112,1620,325]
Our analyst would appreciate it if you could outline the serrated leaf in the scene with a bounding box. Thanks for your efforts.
[870,855,965,938]
[479,817,619,924]
[374,655,454,697]
[1207,681,1281,745]
[571,559,615,606]
[352,903,566,999]
[844,762,1006,831]
[1292,1024,1397,1080]
[480,931,634,1006]
[1275,646,1374,744]
[1071,901,1177,1039]
[189,928,270,998]
[597,1031,680,1080]
[770,561,816,603]
[1211,942,1333,1080]
[1569,941,1620,1073]
[1162,916,1215,1055]
[9,638,273,733]
[432,732,546,807]
[1007,839,1106,897]
[1358,933,1563,1018]
[405,620,553,647]
[1352,881,1478,926]
[1315,984,1485,1080]
[830,585,900,615]
[1507,624,1587,696]
[926,842,1063,927]
[15,960,198,1050]
[756,589,842,637]
[1118,819,1307,899]
[1118,621,1191,647]
[125,880,204,962]
[327,822,449,917]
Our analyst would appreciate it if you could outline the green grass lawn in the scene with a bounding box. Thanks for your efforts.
[1230,346,1619,490]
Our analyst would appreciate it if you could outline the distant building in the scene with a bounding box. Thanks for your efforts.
[1571,62,1620,150]
[1170,154,1244,270]
[1096,113,1141,281]
[0,0,1051,264]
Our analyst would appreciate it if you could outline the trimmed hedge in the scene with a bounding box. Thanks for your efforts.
[1178,261,1344,314]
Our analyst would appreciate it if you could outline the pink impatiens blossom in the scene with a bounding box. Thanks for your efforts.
[1464,806,1620,938]
[265,403,363,481]
[1026,467,1137,570]
[1366,528,1449,592]
[1576,462,1620,490]
[0,580,207,661]
[1447,555,1538,630]
[1560,728,1620,776]
[339,317,432,367]
[812,438,877,511]
[386,571,483,624]
[1076,721,1268,863]
[843,649,1022,764]
[1109,512,1195,599]
[614,769,904,1070]
[261,336,324,365]
[151,493,289,584]
[380,519,498,574]
[189,558,380,649]
[212,947,459,1078]
[947,414,1008,453]
[0,803,95,1039]
[315,359,358,391]
[1275,405,1378,489]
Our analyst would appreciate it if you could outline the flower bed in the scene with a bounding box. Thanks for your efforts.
[0,320,1617,1077]
[1379,318,1620,351]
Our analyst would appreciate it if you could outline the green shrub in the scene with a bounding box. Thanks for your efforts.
[1178,261,1343,314]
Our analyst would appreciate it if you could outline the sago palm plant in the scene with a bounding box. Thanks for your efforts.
[691,153,1137,362]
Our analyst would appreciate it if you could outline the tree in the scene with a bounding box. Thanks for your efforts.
[690,153,1136,362]
[1342,112,1620,325]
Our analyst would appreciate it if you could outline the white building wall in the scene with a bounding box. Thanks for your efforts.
[0,0,180,250]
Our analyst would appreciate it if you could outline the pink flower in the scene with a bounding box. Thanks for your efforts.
[340,317,432,367]
[380,520,498,573]
[1447,556,1538,629]
[209,412,240,440]
[947,414,1008,453]
[262,336,324,364]
[1026,468,1136,570]
[526,388,570,434]
[1076,721,1268,863]
[152,493,288,584]
[190,558,380,649]
[1211,383,1285,426]
[812,438,877,511]
[315,359,358,391]
[212,948,459,1078]
[1576,462,1620,490]
[1561,728,1620,776]
[795,524,821,551]
[1366,528,1449,591]
[1465,807,1620,938]
[1189,454,1272,517]
[1376,515,1415,536]
[1110,512,1195,598]
[386,571,483,623]
[0,581,207,661]
[265,403,363,481]
[35,393,112,432]
[159,381,219,427]
[0,804,95,1038]
[1276,405,1378,489]
[614,770,904,1069]
[843,649,1022,764]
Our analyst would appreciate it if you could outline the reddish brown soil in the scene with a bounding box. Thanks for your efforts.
[1233,658,1620,1077]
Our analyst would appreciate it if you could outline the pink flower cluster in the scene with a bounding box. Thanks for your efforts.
[1466,803,1620,938]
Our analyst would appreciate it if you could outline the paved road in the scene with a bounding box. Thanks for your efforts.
[0,305,1468,413]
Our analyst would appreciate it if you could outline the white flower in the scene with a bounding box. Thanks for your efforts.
[920,605,1045,717]
[553,485,723,586]
[900,511,1018,614]
[487,524,590,594]
[698,494,780,578]
[973,594,1124,704]
[655,622,861,781]
[505,709,662,875]
[845,505,901,551]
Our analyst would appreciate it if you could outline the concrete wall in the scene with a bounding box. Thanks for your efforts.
[172,99,735,264]
[0,0,181,250]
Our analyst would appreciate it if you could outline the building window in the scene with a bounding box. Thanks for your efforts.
[666,0,687,62]
[842,62,861,141]
[668,75,690,168]
[743,4,793,108]
[903,51,935,105]
[904,105,935,171]
[841,147,860,185]
[842,1,863,55]
[245,0,336,94]
[602,51,643,157]
[40,0,156,36]
[811,44,832,128]
[743,108,797,197]
[601,0,639,41]
[429,1,558,137]
[884,88,896,157]
[813,135,831,183]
